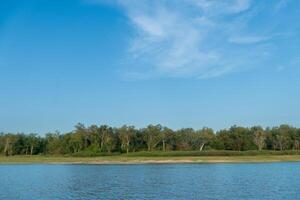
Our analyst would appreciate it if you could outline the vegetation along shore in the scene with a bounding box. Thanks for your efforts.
[2,152,300,164]
[1,124,300,164]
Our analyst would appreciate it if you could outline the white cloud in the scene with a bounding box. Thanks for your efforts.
[274,0,289,12]
[91,0,288,79]
[191,0,251,15]
[229,35,270,44]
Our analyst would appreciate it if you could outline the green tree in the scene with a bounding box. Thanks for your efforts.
[194,128,214,151]
[143,124,164,151]
[45,132,63,155]
[118,125,136,154]
[252,127,266,151]
[28,133,39,155]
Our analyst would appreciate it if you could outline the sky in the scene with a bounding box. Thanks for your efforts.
[0,0,300,134]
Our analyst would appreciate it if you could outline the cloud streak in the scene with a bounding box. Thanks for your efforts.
[92,0,296,79]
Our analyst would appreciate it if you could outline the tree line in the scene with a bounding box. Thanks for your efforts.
[1,124,300,156]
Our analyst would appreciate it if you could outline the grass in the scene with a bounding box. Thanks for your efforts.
[1,151,300,164]
[123,150,300,157]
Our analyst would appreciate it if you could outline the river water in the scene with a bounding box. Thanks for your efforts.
[1,163,299,199]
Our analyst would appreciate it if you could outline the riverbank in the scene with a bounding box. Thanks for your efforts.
[1,155,300,164]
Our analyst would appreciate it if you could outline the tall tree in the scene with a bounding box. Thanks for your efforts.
[98,125,115,153]
[161,127,174,151]
[118,125,136,154]
[194,128,214,151]
[252,127,266,151]
[3,134,17,156]
[28,133,38,155]
[143,124,164,151]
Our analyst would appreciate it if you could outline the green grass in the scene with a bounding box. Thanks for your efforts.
[123,150,300,157]
[1,151,300,164]
[66,150,300,157]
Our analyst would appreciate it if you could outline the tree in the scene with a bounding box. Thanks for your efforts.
[175,128,195,151]
[252,127,266,151]
[1,123,300,155]
[229,126,254,151]
[69,132,82,153]
[143,124,164,151]
[98,125,115,153]
[194,128,214,151]
[272,125,294,151]
[74,123,91,150]
[294,140,300,150]
[215,130,232,150]
[3,134,12,156]
[45,132,63,155]
[28,133,38,155]
[276,134,288,151]
[118,125,135,154]
[161,127,174,151]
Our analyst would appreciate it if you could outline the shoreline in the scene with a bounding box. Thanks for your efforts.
[1,155,300,164]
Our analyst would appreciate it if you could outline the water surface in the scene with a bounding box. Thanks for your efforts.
[1,163,299,199]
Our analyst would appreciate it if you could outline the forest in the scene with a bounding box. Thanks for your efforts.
[1,124,300,156]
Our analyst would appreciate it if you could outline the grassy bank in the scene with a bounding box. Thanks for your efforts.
[1,151,300,164]
[122,150,300,157]
[71,150,300,157]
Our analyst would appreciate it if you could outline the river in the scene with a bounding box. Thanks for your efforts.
[1,163,299,199]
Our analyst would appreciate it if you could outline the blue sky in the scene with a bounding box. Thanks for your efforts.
[0,0,300,133]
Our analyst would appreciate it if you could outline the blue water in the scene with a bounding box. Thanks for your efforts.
[0,163,300,199]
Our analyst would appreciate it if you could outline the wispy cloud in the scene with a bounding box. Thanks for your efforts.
[274,0,289,12]
[229,35,270,44]
[90,0,296,79]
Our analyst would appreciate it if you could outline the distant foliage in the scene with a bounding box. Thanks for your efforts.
[1,124,300,156]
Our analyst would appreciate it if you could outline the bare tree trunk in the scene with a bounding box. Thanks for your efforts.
[85,137,88,148]
[126,138,130,154]
[199,143,205,151]
[30,145,34,155]
[162,140,166,151]
[100,140,104,150]
[4,138,10,156]
[126,141,129,154]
